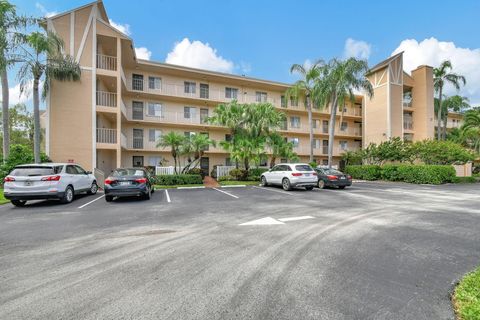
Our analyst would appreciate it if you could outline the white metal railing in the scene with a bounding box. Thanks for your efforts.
[216,166,236,178]
[280,123,362,136]
[96,54,117,71]
[403,101,413,108]
[96,91,117,107]
[96,128,117,144]
[94,168,105,188]
[404,121,414,130]
[124,106,210,126]
[156,166,186,175]
[293,145,361,156]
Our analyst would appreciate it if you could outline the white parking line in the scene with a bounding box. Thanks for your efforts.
[165,189,171,203]
[212,187,239,199]
[78,195,105,209]
[252,186,294,196]
[278,216,314,222]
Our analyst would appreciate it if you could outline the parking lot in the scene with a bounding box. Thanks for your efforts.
[0,181,479,319]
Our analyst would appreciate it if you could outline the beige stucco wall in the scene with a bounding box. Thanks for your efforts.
[390,84,403,138]
[364,80,388,146]
[411,66,434,141]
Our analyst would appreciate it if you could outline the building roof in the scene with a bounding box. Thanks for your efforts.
[366,52,404,75]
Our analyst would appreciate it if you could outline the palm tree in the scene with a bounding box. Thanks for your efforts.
[441,95,470,139]
[285,60,324,162]
[16,30,81,163]
[181,133,216,173]
[244,102,285,139]
[433,60,466,140]
[157,131,185,174]
[0,0,30,159]
[318,58,373,168]
[266,132,298,168]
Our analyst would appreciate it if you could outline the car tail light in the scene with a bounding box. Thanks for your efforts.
[135,178,147,184]
[327,175,338,181]
[347,175,352,180]
[312,172,318,176]
[291,173,302,177]
[41,175,61,181]
[4,176,15,182]
[104,177,115,185]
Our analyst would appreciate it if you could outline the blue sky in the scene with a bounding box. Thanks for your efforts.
[8,0,480,107]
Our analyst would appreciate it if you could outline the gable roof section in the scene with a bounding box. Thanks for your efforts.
[367,52,404,76]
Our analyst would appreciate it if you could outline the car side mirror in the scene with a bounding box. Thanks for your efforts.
[86,171,92,175]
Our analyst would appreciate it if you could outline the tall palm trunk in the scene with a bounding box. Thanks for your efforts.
[442,116,447,140]
[436,87,443,140]
[33,77,41,163]
[306,96,313,163]
[327,95,338,168]
[1,70,9,160]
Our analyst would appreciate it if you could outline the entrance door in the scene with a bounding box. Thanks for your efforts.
[132,101,144,120]
[133,129,144,149]
[200,157,209,176]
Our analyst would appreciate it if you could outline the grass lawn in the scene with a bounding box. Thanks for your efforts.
[219,181,260,186]
[453,266,480,319]
[154,184,204,189]
[0,189,10,205]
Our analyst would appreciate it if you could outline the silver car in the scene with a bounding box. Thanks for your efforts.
[260,163,318,191]
[3,163,98,207]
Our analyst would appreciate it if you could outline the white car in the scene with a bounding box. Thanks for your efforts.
[260,163,318,191]
[3,163,98,207]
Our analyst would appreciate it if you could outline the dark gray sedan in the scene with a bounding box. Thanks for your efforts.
[314,167,352,189]
[104,168,154,202]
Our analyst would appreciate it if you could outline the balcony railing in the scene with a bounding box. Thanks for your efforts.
[123,106,213,126]
[96,128,117,144]
[403,121,414,130]
[96,91,117,107]
[293,145,361,156]
[280,123,362,136]
[96,54,117,71]
[403,101,413,108]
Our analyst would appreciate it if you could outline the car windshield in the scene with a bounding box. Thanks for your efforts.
[10,166,62,177]
[323,169,343,175]
[112,169,145,177]
[295,165,313,171]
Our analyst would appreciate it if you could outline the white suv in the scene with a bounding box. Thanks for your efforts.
[260,163,318,191]
[3,163,98,207]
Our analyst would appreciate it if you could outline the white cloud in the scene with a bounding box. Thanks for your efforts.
[344,38,372,60]
[239,61,252,74]
[109,19,131,36]
[135,47,152,60]
[165,38,234,73]
[392,37,480,105]
[4,81,44,106]
[35,2,57,18]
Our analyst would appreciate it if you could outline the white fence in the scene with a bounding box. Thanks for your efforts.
[216,166,236,178]
[155,166,186,175]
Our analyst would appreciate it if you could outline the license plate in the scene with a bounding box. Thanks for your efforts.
[304,173,310,177]
[340,176,346,180]
[24,181,33,186]
[119,181,130,186]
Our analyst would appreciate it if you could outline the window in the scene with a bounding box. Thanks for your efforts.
[132,101,144,120]
[290,97,298,107]
[255,91,267,103]
[312,119,320,129]
[289,138,299,147]
[132,156,144,167]
[281,96,287,108]
[290,116,300,128]
[184,131,196,138]
[74,165,86,174]
[225,157,232,166]
[200,83,209,99]
[225,87,238,99]
[66,165,77,174]
[184,81,196,94]
[322,120,329,133]
[148,76,161,90]
[322,159,329,165]
[340,121,348,131]
[259,156,268,167]
[313,139,321,149]
[280,158,287,163]
[148,156,162,167]
[322,140,328,154]
[339,141,348,150]
[148,129,162,142]
[200,132,209,151]
[147,102,163,117]
[225,134,232,142]
[132,74,144,91]
[184,106,197,119]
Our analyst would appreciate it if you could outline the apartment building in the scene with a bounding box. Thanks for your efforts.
[45,1,453,175]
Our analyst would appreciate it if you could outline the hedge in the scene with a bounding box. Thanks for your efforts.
[345,164,456,184]
[154,174,203,186]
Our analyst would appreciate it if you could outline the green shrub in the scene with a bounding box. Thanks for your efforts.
[380,164,404,181]
[396,165,455,184]
[229,168,248,180]
[186,168,202,175]
[412,140,475,165]
[248,168,269,177]
[451,176,478,183]
[218,175,235,182]
[344,165,381,180]
[154,174,203,185]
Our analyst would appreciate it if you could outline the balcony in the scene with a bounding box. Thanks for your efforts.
[280,123,362,137]
[96,91,117,107]
[123,106,215,127]
[292,145,360,156]
[96,54,117,71]
[96,128,117,144]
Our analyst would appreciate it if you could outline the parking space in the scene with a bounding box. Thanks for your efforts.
[1,181,480,319]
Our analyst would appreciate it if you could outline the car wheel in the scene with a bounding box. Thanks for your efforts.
[11,200,27,207]
[87,182,98,195]
[143,187,151,200]
[282,178,292,191]
[105,195,113,202]
[151,186,155,193]
[61,186,74,204]
[338,186,346,189]
[305,186,314,191]
[318,180,326,189]
[261,176,268,187]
